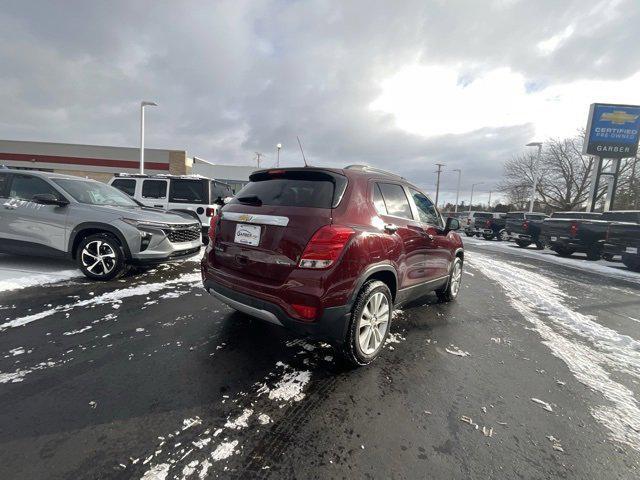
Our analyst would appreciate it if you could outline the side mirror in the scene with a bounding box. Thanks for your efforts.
[32,193,68,207]
[445,217,460,232]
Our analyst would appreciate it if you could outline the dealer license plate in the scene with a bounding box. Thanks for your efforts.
[234,223,261,246]
[626,247,638,254]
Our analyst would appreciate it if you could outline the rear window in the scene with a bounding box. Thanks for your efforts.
[111,178,136,196]
[474,213,492,219]
[211,181,233,201]
[233,170,347,208]
[550,212,602,219]
[603,211,640,223]
[169,179,206,204]
[527,214,548,220]
[507,212,525,219]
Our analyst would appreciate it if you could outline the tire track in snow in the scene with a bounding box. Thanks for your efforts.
[468,251,640,452]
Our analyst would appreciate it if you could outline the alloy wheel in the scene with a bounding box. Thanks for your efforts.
[358,292,390,355]
[81,240,117,276]
[450,261,462,297]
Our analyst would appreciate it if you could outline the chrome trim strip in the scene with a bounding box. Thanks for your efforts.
[397,275,449,293]
[222,212,289,226]
[209,287,283,326]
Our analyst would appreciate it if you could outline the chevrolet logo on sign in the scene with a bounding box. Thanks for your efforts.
[238,214,253,222]
[600,110,640,125]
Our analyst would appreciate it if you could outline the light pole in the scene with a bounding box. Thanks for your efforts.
[276,143,282,167]
[434,163,445,208]
[526,142,542,213]
[469,182,484,212]
[453,169,462,213]
[139,101,158,174]
[488,190,493,209]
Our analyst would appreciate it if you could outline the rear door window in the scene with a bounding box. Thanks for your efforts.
[409,188,441,226]
[0,173,9,197]
[9,175,62,201]
[372,183,387,215]
[169,179,206,204]
[111,178,136,196]
[142,179,168,199]
[377,183,413,219]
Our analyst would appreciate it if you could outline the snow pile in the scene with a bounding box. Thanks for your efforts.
[0,269,79,293]
[264,363,311,403]
[210,440,239,461]
[224,409,253,430]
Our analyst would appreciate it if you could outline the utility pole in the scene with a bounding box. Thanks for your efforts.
[139,101,157,174]
[526,142,543,212]
[488,191,493,209]
[276,144,282,167]
[434,163,445,208]
[453,169,462,213]
[255,152,263,168]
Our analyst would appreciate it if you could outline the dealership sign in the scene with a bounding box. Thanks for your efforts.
[583,103,640,157]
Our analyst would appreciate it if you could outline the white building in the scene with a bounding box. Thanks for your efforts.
[192,157,257,193]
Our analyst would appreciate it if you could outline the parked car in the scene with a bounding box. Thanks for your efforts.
[475,213,507,240]
[0,170,201,280]
[542,212,606,259]
[109,174,233,240]
[462,211,492,237]
[505,211,548,248]
[602,211,640,270]
[200,165,464,366]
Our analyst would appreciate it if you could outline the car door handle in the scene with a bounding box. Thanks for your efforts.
[384,223,399,233]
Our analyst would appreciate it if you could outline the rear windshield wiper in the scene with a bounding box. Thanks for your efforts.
[237,195,262,206]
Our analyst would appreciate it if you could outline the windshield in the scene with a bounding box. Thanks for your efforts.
[53,179,139,207]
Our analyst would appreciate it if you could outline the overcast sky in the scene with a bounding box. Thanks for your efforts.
[1,0,639,204]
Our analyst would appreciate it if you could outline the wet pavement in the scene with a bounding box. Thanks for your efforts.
[0,241,639,479]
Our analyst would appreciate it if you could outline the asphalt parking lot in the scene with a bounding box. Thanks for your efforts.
[1,241,639,480]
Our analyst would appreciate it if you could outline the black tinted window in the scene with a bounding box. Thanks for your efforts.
[9,175,61,201]
[527,214,547,220]
[0,174,8,197]
[474,213,493,219]
[373,183,387,215]
[211,181,233,200]
[169,179,206,203]
[234,178,334,208]
[111,179,136,196]
[603,211,640,222]
[142,180,168,199]
[507,213,525,219]
[410,189,440,225]
[378,183,413,219]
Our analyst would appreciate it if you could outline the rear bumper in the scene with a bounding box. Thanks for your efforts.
[603,242,631,256]
[509,233,531,241]
[203,278,351,345]
[546,236,585,251]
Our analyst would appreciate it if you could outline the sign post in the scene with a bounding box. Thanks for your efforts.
[583,103,640,211]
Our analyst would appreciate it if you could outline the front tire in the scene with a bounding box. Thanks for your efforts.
[339,280,392,367]
[436,257,463,302]
[498,230,509,242]
[77,233,127,281]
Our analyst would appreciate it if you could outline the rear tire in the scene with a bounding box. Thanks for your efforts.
[602,253,614,262]
[77,233,127,281]
[515,240,531,248]
[482,233,494,241]
[586,244,602,261]
[535,241,545,250]
[339,280,393,367]
[554,247,574,257]
[436,257,463,302]
[497,230,509,242]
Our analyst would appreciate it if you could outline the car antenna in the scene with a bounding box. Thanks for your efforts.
[297,135,309,167]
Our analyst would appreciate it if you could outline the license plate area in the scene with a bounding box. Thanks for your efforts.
[626,246,638,254]
[234,223,261,246]
[550,236,557,242]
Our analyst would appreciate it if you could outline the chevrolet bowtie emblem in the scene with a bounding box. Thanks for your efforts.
[600,110,639,125]
[238,214,252,222]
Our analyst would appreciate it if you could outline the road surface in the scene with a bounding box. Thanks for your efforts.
[0,241,639,479]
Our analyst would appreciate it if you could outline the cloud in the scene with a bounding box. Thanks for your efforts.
[0,0,639,205]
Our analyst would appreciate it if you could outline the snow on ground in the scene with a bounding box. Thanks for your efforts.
[464,237,640,284]
[468,251,640,452]
[0,254,79,292]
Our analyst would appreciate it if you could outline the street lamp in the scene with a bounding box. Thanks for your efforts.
[276,143,282,167]
[526,142,542,213]
[469,182,484,212]
[139,101,158,174]
[453,169,462,213]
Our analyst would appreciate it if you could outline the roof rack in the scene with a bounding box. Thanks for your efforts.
[344,164,405,180]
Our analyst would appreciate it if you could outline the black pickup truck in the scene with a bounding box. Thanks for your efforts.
[474,213,507,240]
[505,212,548,249]
[602,211,640,270]
[543,210,640,261]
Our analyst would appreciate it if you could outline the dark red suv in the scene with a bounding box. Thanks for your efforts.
[201,165,464,366]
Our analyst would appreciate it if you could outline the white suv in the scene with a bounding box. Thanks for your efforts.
[109,174,233,240]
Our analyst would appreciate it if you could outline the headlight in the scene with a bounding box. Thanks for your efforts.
[121,218,171,229]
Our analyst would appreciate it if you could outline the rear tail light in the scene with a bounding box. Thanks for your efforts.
[569,220,578,237]
[299,225,355,269]
[208,214,220,242]
[291,304,318,321]
[522,220,529,231]
[206,207,217,217]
